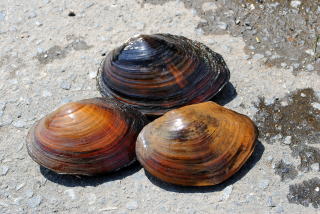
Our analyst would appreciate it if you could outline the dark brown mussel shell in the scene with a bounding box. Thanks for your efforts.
[97,34,230,116]
[26,98,147,176]
[136,102,257,186]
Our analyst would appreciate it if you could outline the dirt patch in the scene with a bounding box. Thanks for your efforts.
[35,37,92,64]
[254,88,320,172]
[142,0,320,72]
[288,177,320,208]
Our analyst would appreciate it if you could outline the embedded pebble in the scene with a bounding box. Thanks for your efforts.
[290,1,301,8]
[310,163,319,172]
[35,21,43,27]
[28,11,37,19]
[283,136,292,145]
[0,12,5,21]
[42,90,52,97]
[305,49,315,56]
[217,22,228,30]
[311,102,320,110]
[126,200,139,210]
[60,81,71,90]
[1,166,9,176]
[28,195,42,208]
[64,189,77,200]
[258,179,270,190]
[12,120,27,128]
[15,183,25,191]
[25,189,34,198]
[306,64,314,71]
[267,196,276,207]
[252,54,264,60]
[0,102,6,117]
[89,71,97,79]
[219,185,233,201]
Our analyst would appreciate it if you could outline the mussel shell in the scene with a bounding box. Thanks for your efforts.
[26,98,147,175]
[136,102,257,186]
[97,34,230,116]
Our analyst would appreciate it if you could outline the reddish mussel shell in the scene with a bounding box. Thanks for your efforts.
[136,102,257,186]
[26,98,148,175]
[97,33,230,116]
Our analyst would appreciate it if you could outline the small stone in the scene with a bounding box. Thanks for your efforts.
[28,195,42,208]
[42,90,52,97]
[258,179,270,189]
[0,166,9,176]
[306,64,314,71]
[290,1,301,8]
[265,51,272,56]
[310,163,319,172]
[280,63,287,68]
[0,114,13,126]
[311,102,320,110]
[266,196,276,207]
[217,22,228,30]
[267,156,274,163]
[222,45,232,53]
[235,19,240,25]
[276,206,284,213]
[207,39,216,45]
[16,183,25,191]
[28,11,37,19]
[305,49,315,56]
[0,102,6,117]
[35,21,43,27]
[219,185,233,201]
[64,189,76,200]
[126,200,138,210]
[283,136,292,145]
[252,54,264,60]
[196,28,204,35]
[25,189,34,198]
[292,63,300,69]
[85,2,95,9]
[0,11,5,21]
[89,71,97,79]
[37,47,44,54]
[12,120,27,128]
[300,93,306,97]
[243,55,250,60]
[60,81,71,90]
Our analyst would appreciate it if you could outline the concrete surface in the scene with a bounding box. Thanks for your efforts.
[0,0,319,213]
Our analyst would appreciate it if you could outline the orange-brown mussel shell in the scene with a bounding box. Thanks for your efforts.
[26,98,147,175]
[136,102,257,186]
[97,34,230,116]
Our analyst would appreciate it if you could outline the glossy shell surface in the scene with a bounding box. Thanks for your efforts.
[97,34,230,116]
[26,98,147,175]
[136,101,257,186]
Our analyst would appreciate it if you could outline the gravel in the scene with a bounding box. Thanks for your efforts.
[126,200,139,210]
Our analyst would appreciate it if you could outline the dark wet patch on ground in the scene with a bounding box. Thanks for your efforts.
[142,0,320,72]
[36,36,92,64]
[254,88,320,172]
[274,160,298,181]
[287,177,320,208]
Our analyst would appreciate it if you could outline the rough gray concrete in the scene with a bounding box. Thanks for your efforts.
[0,0,319,213]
